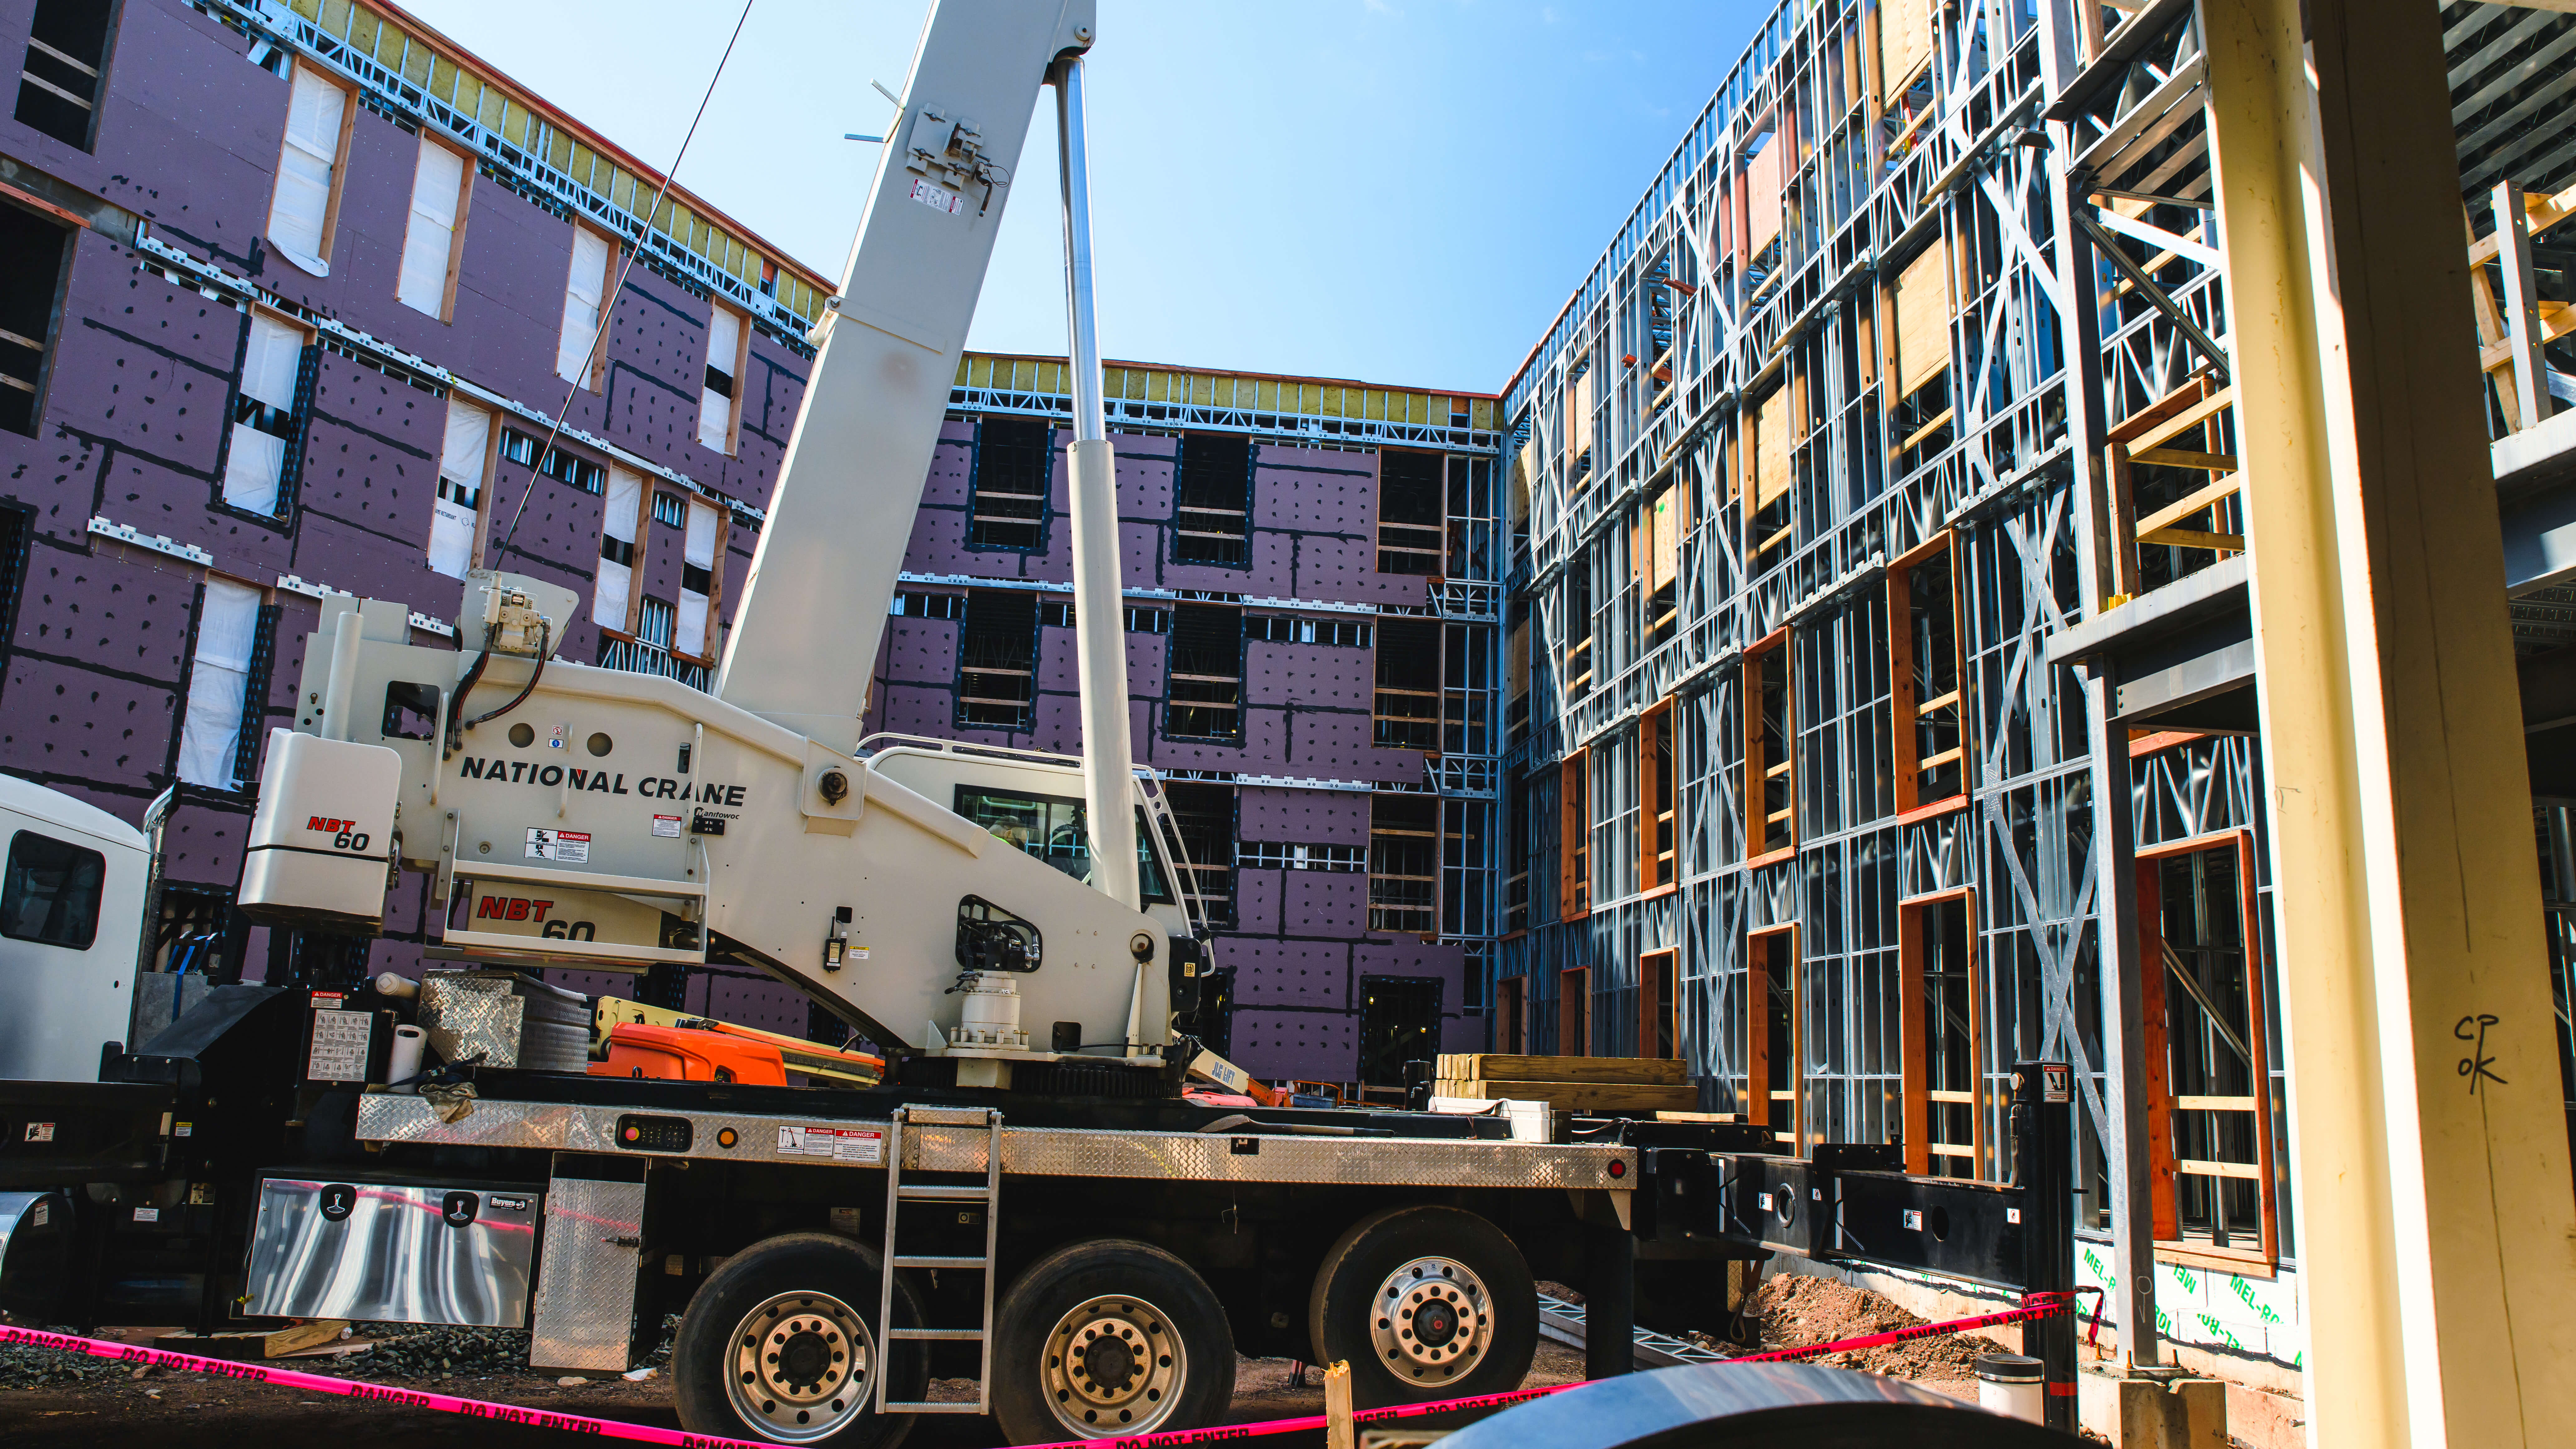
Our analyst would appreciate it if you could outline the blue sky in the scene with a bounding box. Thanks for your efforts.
[403,0,1766,395]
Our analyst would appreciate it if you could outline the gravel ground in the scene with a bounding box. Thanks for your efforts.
[5,1276,2011,1446]
[0,1324,1590,1447]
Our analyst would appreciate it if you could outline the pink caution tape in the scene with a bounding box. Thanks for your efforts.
[0,1289,2090,1449]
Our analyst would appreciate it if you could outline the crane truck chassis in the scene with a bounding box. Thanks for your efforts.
[0,0,2081,1441]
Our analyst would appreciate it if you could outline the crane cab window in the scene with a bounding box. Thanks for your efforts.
[2,830,105,949]
[951,786,1176,904]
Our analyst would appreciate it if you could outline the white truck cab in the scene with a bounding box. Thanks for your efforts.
[0,776,149,1081]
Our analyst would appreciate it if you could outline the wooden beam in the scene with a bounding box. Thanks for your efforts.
[2135,475,2244,539]
[2122,384,2238,457]
[2136,526,2243,552]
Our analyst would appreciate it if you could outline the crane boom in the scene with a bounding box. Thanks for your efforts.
[716,0,1097,752]
[228,0,1248,1094]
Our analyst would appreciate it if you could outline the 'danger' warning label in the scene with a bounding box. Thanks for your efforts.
[525,828,590,862]
[776,1125,884,1164]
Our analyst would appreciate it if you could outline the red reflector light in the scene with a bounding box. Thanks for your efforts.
[1607,1159,1627,1179]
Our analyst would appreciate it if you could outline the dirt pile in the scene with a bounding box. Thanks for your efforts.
[1740,1271,2008,1389]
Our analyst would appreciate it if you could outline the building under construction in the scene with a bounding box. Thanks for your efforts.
[7,0,2576,1437]
[1487,0,2576,1417]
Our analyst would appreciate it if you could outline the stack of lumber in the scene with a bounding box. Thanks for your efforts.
[1432,1054,1699,1115]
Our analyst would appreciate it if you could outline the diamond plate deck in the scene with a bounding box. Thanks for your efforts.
[355,1095,1635,1190]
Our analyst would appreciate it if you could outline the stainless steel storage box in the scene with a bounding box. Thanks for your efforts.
[241,1175,541,1326]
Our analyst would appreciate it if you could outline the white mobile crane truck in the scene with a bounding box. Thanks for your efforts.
[0,1,2083,1442]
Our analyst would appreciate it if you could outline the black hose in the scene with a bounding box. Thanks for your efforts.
[442,642,492,758]
[459,620,549,737]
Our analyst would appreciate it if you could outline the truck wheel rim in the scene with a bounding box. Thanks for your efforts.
[1041,1294,1188,1435]
[727,1290,875,1443]
[1368,1256,1492,1383]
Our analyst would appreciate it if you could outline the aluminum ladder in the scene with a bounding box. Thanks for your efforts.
[875,1105,1002,1414]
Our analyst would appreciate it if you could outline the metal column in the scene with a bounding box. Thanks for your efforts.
[2038,0,2163,1369]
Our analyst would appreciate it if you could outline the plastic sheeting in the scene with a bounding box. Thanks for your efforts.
[398,139,466,317]
[267,67,344,276]
[177,578,263,789]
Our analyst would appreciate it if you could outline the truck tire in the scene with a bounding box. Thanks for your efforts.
[989,1237,1237,1444]
[673,1232,928,1448]
[1308,1204,1537,1408]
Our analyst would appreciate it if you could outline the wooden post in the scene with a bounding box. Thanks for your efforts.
[1324,1360,1355,1449]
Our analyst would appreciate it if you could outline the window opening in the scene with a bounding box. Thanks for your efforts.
[1559,749,1590,918]
[636,595,675,650]
[1902,894,1982,1178]
[429,400,491,579]
[1173,433,1251,566]
[1506,602,1530,740]
[1639,481,1680,647]
[1367,791,1438,934]
[1641,949,1678,1060]
[1497,974,1526,1055]
[968,417,1050,550]
[1503,766,1530,934]
[0,201,72,436]
[1748,926,1798,1147]
[1165,603,1242,740]
[397,138,469,319]
[498,427,605,492]
[556,225,612,387]
[594,466,646,630]
[1247,615,1372,646]
[1565,355,1596,483]
[1236,842,1366,871]
[1439,623,1489,761]
[2141,836,2278,1266]
[1357,975,1442,1088]
[222,311,314,516]
[15,0,113,149]
[891,591,965,620]
[675,497,721,657]
[952,785,1174,904]
[1,831,105,949]
[698,304,743,453]
[1563,553,1594,698]
[1746,637,1794,856]
[1559,965,1590,1056]
[1639,700,1677,890]
[1372,617,1440,750]
[177,578,266,790]
[1377,450,1444,574]
[1125,605,1172,635]
[1890,535,1965,809]
[1750,383,1797,567]
[957,588,1038,731]
[1887,240,1955,473]
[1163,782,1235,930]
[266,65,349,274]
[152,881,241,980]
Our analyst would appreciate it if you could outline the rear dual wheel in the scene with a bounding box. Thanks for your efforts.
[674,1233,928,1448]
[991,1238,1237,1444]
[1309,1205,1538,1409]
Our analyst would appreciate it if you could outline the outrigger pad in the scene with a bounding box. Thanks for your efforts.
[1439,1362,2081,1448]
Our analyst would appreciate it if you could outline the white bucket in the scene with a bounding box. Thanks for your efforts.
[1975,1351,2045,1423]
